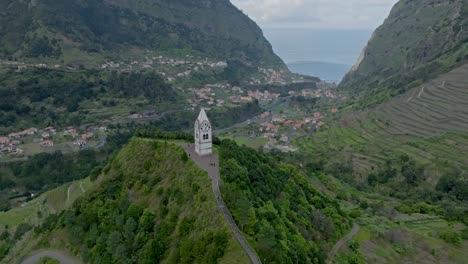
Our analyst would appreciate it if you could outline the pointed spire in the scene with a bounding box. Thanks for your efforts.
[197,108,210,124]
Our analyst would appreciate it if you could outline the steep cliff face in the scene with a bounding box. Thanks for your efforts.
[0,0,285,69]
[340,0,468,104]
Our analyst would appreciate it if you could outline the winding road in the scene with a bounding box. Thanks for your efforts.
[326,223,360,264]
[181,143,262,264]
[21,250,80,264]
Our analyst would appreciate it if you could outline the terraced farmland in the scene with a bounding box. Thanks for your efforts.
[375,64,468,138]
[296,63,468,176]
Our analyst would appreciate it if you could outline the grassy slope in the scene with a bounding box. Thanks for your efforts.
[297,63,468,181]
[13,138,248,263]
[341,0,468,105]
[301,172,468,264]
[0,178,93,231]
[0,177,94,263]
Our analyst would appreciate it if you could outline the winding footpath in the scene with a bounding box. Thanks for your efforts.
[181,143,262,264]
[21,250,80,264]
[326,223,361,264]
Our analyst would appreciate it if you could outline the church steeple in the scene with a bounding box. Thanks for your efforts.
[197,108,210,125]
[194,108,213,156]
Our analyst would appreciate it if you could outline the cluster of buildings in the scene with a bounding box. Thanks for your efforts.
[0,125,106,156]
[0,136,22,155]
[0,59,65,72]
[289,88,337,99]
[100,55,228,82]
[188,83,247,108]
[228,90,281,104]
[187,86,225,108]
[257,111,330,140]
[250,68,291,85]
[128,110,157,120]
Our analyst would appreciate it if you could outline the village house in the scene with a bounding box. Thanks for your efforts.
[129,113,143,119]
[0,137,10,145]
[317,121,326,128]
[259,112,270,119]
[73,139,87,148]
[44,127,57,134]
[259,123,278,133]
[216,99,225,107]
[284,120,294,126]
[294,121,306,129]
[272,115,286,123]
[263,133,275,138]
[2,145,22,154]
[314,112,322,118]
[280,134,289,143]
[81,132,94,140]
[331,108,338,114]
[63,128,79,138]
[41,132,50,138]
[232,86,243,93]
[240,96,253,102]
[40,140,54,147]
[25,128,38,135]
[8,128,38,139]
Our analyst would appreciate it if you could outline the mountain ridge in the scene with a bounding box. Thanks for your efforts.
[0,0,286,70]
[340,0,468,106]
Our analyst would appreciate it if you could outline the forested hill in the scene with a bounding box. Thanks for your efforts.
[0,0,285,69]
[340,0,468,105]
[31,138,249,263]
[13,137,354,263]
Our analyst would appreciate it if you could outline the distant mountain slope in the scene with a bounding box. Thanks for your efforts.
[28,138,249,263]
[297,0,468,236]
[0,0,285,69]
[340,0,468,105]
[287,61,350,82]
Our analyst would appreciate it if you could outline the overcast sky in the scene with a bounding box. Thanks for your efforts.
[231,0,399,30]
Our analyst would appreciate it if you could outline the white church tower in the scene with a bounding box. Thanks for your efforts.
[194,108,212,156]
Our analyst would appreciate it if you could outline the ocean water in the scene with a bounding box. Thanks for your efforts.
[263,28,373,65]
[263,28,373,81]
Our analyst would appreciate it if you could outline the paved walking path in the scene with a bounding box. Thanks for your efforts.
[181,143,262,264]
[326,223,361,264]
[21,250,80,264]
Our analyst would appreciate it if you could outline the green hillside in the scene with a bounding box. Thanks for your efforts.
[219,140,352,263]
[24,138,249,263]
[0,0,284,69]
[295,0,468,224]
[341,0,468,106]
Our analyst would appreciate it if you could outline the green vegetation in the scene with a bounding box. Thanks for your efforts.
[220,136,268,149]
[219,140,352,263]
[0,129,133,212]
[0,175,94,263]
[295,65,468,225]
[145,101,262,132]
[31,139,248,263]
[341,0,468,106]
[37,257,60,264]
[0,68,176,132]
[0,0,284,69]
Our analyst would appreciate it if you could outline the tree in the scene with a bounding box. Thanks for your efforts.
[139,209,155,232]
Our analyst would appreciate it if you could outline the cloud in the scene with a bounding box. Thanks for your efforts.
[231,0,399,29]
